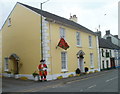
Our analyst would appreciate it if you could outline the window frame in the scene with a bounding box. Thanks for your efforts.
[90,53,94,68]
[4,57,9,71]
[61,52,68,72]
[76,32,81,47]
[89,36,92,48]
[60,27,66,39]
[8,18,11,27]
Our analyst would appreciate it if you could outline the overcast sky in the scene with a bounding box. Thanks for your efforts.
[0,0,119,36]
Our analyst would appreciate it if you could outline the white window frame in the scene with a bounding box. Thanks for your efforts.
[90,53,94,68]
[89,36,92,48]
[60,27,66,39]
[61,52,68,72]
[8,18,11,27]
[76,32,81,47]
[4,57,9,71]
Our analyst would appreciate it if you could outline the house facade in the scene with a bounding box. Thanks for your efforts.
[2,2,99,80]
[0,31,2,73]
[103,30,120,47]
[96,31,120,70]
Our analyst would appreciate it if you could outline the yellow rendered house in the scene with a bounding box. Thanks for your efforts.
[1,2,100,80]
[0,31,2,73]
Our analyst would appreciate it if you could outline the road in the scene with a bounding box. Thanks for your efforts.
[2,69,119,92]
[38,69,118,92]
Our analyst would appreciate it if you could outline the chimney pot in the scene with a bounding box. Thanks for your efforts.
[69,15,78,23]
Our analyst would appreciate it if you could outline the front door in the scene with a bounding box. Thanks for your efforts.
[79,56,84,72]
[110,58,115,68]
[10,59,19,74]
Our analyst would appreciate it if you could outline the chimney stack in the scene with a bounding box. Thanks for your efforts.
[106,30,110,35]
[69,15,78,23]
[95,31,101,38]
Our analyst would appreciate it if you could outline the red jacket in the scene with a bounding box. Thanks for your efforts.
[38,64,47,76]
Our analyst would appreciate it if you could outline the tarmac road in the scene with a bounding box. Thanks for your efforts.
[40,69,118,92]
[2,69,119,93]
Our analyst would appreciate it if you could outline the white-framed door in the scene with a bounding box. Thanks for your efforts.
[78,57,84,72]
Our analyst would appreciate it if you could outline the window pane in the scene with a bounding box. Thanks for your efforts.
[60,28,65,39]
[76,32,80,46]
[89,36,92,47]
[90,53,94,68]
[61,52,67,70]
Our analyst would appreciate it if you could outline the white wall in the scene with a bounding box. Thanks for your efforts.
[99,48,118,69]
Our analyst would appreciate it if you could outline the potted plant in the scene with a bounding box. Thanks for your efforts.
[32,71,39,81]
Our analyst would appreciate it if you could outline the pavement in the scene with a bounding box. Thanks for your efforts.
[2,69,119,93]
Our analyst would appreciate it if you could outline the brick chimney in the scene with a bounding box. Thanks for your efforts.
[69,15,78,23]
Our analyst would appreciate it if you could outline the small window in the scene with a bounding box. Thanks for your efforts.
[110,50,112,57]
[106,60,109,69]
[61,52,67,71]
[60,27,65,39]
[76,32,81,46]
[102,60,105,69]
[102,49,104,57]
[8,18,11,26]
[89,36,92,48]
[4,57,9,71]
[90,53,94,68]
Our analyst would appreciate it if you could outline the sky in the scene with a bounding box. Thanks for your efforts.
[0,0,119,37]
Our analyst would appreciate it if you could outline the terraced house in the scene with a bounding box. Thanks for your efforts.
[96,31,120,70]
[2,2,99,80]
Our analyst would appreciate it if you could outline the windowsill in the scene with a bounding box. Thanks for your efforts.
[90,67,94,69]
[8,25,11,27]
[89,47,93,49]
[76,45,82,48]
[4,69,9,72]
[61,69,68,73]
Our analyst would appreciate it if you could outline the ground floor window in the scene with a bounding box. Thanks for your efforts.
[61,52,67,71]
[102,60,105,69]
[90,53,94,68]
[106,60,109,68]
[4,57,9,71]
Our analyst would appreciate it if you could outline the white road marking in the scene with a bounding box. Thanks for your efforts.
[80,89,83,91]
[88,85,96,89]
[105,77,118,82]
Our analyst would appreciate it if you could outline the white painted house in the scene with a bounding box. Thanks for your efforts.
[96,31,120,70]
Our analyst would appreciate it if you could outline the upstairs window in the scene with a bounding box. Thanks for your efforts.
[76,32,81,46]
[106,50,109,58]
[60,27,65,39]
[89,36,92,48]
[102,49,104,57]
[8,18,11,27]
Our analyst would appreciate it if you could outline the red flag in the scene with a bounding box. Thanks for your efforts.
[57,38,69,50]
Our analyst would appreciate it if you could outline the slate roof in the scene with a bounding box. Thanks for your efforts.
[18,2,96,35]
[99,38,120,50]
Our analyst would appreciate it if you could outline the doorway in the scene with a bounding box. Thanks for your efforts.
[79,55,84,72]
[9,54,19,74]
[77,50,85,73]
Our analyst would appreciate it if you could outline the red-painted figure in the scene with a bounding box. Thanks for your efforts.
[38,60,47,81]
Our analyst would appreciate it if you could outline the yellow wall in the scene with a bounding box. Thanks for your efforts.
[2,3,41,74]
[49,23,98,74]
[0,31,2,73]
[2,3,99,76]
